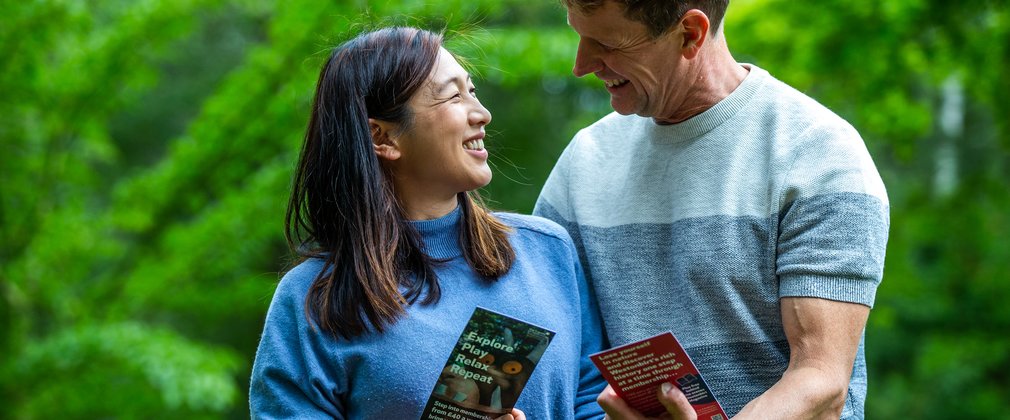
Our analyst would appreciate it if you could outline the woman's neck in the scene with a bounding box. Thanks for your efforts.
[398,191,459,221]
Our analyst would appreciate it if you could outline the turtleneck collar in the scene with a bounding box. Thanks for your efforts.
[409,205,463,259]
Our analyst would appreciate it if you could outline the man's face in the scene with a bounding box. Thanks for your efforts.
[568,1,690,121]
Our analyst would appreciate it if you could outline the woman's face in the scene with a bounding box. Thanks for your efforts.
[383,47,492,217]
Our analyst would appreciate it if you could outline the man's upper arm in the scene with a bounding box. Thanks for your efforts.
[781,297,868,377]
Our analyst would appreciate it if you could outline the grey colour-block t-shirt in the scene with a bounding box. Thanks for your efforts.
[535,64,889,419]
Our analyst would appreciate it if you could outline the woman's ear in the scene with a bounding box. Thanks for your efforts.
[369,118,401,161]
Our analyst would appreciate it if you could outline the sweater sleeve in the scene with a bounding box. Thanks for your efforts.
[534,129,581,224]
[569,236,608,420]
[535,139,607,418]
[776,123,890,307]
[249,266,346,419]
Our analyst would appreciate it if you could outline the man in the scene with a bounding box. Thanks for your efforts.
[532,1,889,419]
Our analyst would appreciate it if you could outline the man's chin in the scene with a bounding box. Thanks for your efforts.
[609,102,636,116]
[608,98,642,117]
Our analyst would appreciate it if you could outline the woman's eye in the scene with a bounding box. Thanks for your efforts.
[469,87,477,97]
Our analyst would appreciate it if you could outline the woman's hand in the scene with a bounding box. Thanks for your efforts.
[495,408,527,420]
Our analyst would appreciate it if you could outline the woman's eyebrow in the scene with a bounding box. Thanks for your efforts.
[433,73,472,92]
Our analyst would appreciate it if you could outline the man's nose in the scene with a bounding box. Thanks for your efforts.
[572,39,603,78]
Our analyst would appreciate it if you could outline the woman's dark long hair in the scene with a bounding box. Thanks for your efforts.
[285,27,515,340]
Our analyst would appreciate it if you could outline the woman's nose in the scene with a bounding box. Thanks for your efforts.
[470,100,491,126]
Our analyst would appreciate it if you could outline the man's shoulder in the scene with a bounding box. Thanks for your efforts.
[578,111,646,139]
[586,110,635,127]
[752,66,855,131]
[559,112,650,164]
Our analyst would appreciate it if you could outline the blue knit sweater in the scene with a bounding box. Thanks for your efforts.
[250,207,607,419]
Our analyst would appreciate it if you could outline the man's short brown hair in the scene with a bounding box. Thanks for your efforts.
[562,0,729,38]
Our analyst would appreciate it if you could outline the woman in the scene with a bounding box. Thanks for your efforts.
[249,27,606,419]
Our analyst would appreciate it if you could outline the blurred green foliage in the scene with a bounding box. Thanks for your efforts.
[2,0,1008,418]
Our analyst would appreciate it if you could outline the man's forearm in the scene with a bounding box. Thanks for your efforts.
[732,297,868,420]
[733,364,849,420]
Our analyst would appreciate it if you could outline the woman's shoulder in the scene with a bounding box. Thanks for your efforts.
[273,257,327,303]
[493,212,574,245]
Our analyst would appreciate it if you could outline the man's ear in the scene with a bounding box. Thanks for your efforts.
[369,118,401,161]
[678,10,710,59]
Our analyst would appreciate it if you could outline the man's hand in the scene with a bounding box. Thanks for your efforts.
[597,383,697,420]
[656,383,698,420]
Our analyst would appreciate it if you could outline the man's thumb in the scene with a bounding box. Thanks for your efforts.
[657,382,698,420]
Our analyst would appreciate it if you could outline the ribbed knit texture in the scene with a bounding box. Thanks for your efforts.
[534,64,889,419]
[250,206,607,419]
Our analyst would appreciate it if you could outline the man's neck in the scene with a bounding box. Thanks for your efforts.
[654,38,748,125]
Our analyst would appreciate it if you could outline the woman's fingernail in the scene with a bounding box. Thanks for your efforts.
[661,382,673,393]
